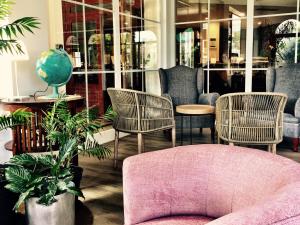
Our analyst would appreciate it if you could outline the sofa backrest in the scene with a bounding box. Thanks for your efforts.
[159,65,203,106]
[123,144,300,225]
[266,64,300,114]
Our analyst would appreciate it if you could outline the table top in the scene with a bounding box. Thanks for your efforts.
[176,104,215,115]
[0,95,83,105]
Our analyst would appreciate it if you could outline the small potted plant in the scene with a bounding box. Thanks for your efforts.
[2,99,114,225]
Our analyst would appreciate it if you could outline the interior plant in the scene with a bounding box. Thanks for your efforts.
[0,98,114,225]
[0,0,40,54]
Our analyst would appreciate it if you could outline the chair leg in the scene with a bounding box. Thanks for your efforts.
[199,128,203,136]
[292,138,299,152]
[272,144,277,154]
[171,127,176,147]
[217,136,221,144]
[210,128,215,144]
[267,145,271,153]
[138,133,143,154]
[229,142,234,146]
[113,130,119,168]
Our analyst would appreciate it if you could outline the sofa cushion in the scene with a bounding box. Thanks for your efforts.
[284,113,300,124]
[273,64,300,114]
[137,216,214,225]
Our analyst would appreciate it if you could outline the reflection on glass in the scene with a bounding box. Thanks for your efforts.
[120,0,141,17]
[84,0,113,10]
[62,2,85,72]
[85,7,114,71]
[208,70,245,94]
[121,71,145,91]
[254,0,297,16]
[176,0,208,23]
[210,0,246,20]
[252,70,266,92]
[67,73,115,114]
[209,19,246,68]
[253,16,297,67]
[176,23,208,68]
[120,15,159,70]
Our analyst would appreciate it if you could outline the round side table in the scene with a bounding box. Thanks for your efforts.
[176,104,215,145]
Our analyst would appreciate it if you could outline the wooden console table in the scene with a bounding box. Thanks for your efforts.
[0,95,84,156]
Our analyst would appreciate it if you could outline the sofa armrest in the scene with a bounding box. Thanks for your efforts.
[294,98,300,118]
[198,93,220,106]
[208,182,300,225]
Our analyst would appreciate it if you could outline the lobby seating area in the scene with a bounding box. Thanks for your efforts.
[2,0,300,225]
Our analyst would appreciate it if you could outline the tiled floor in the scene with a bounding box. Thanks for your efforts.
[78,128,300,225]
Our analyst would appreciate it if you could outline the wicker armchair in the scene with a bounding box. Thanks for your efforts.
[216,92,287,154]
[107,88,175,167]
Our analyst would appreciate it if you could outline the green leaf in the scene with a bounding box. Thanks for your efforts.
[67,186,84,199]
[13,186,35,211]
[9,154,37,167]
[5,166,31,188]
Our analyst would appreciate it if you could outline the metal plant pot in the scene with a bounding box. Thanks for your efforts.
[26,192,75,225]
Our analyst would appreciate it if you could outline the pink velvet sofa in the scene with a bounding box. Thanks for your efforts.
[123,144,300,225]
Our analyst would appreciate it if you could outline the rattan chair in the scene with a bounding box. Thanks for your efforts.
[216,92,287,154]
[107,88,176,167]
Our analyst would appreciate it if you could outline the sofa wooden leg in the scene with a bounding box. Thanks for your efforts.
[292,138,299,152]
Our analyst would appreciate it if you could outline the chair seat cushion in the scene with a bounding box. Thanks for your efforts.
[137,216,214,225]
[284,113,300,124]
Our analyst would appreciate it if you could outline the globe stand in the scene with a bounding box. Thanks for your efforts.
[42,86,60,99]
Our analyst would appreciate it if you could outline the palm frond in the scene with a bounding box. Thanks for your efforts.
[80,139,111,159]
[0,17,40,40]
[0,39,23,54]
[103,105,116,122]
[0,0,14,20]
[0,108,32,131]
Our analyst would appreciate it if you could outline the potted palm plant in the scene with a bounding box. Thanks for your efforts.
[1,99,114,225]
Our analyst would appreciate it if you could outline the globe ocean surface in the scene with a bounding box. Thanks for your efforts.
[36,49,73,87]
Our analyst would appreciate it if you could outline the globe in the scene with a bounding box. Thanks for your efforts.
[36,49,73,98]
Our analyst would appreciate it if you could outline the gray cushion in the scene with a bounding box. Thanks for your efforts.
[273,64,300,114]
[284,113,300,124]
[161,65,198,106]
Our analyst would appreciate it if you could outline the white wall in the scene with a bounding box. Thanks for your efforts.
[8,0,51,96]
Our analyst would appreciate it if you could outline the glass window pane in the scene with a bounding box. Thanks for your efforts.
[176,0,208,23]
[209,19,246,69]
[84,0,113,10]
[120,15,159,70]
[254,0,297,16]
[252,70,266,92]
[210,0,246,20]
[143,0,160,21]
[62,2,85,73]
[176,23,208,68]
[209,70,245,94]
[253,15,297,67]
[121,71,145,91]
[85,6,114,71]
[67,73,88,110]
[120,0,142,18]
